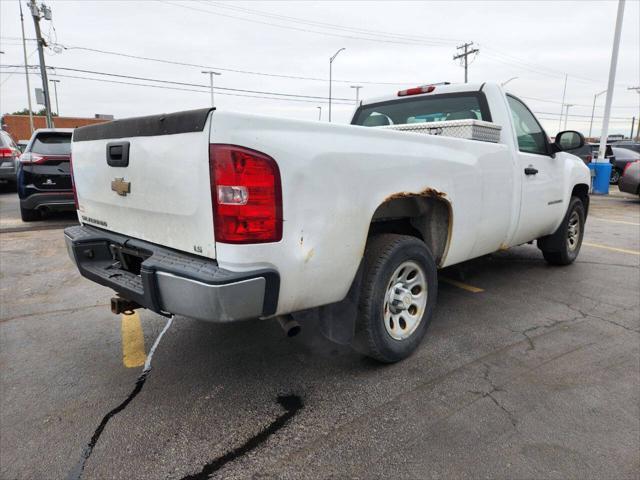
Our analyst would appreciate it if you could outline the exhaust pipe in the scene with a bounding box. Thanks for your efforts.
[111,296,141,315]
[277,315,301,337]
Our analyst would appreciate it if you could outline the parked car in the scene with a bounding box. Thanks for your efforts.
[565,142,594,165]
[610,147,640,184]
[65,82,590,363]
[17,128,74,221]
[618,160,640,195]
[0,130,21,186]
[612,141,640,155]
[618,160,640,196]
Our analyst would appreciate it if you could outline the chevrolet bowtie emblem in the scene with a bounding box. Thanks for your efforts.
[111,178,131,196]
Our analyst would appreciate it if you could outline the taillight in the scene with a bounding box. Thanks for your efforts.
[19,153,46,164]
[209,144,282,244]
[586,155,592,163]
[622,160,637,175]
[398,85,436,97]
[69,153,79,209]
[0,147,13,158]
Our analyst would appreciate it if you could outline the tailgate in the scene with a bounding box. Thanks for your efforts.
[71,108,216,259]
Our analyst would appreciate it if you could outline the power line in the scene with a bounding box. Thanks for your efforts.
[159,0,455,48]
[0,70,355,105]
[56,44,412,86]
[1,64,354,101]
[202,1,459,46]
[164,1,631,88]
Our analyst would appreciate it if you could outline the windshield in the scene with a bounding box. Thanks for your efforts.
[30,132,72,156]
[352,93,489,127]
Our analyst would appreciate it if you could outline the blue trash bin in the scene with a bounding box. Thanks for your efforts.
[590,162,611,195]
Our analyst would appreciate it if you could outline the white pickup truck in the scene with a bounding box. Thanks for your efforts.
[65,82,590,362]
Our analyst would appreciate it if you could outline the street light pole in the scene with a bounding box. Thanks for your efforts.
[201,70,221,107]
[501,77,518,87]
[50,79,60,116]
[317,106,322,121]
[558,74,568,132]
[328,47,345,123]
[589,89,607,139]
[563,104,574,130]
[350,85,363,104]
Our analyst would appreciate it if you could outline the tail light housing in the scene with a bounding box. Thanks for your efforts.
[19,153,46,164]
[0,147,14,158]
[209,144,282,244]
[69,152,79,209]
[622,160,637,176]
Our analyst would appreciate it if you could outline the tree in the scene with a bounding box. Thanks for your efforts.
[9,108,57,116]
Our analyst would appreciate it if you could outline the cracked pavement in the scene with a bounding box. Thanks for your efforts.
[1,190,638,479]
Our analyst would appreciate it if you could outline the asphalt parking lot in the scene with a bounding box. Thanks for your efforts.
[1,187,638,480]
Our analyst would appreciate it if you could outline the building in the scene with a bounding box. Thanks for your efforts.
[0,114,113,142]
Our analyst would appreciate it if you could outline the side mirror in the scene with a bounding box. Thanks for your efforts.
[554,130,585,151]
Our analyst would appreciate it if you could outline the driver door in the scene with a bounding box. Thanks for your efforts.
[507,95,565,245]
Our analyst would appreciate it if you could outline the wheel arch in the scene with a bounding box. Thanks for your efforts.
[366,189,453,267]
[571,183,590,217]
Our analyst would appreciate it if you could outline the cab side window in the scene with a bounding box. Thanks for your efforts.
[507,95,549,155]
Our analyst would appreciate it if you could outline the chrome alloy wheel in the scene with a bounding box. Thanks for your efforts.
[383,260,428,340]
[567,210,581,251]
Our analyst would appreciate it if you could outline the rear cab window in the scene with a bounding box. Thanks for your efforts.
[30,132,72,156]
[352,93,491,127]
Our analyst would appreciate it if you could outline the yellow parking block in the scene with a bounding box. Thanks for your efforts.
[121,312,146,368]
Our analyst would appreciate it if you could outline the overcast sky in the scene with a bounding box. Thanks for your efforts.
[1,0,639,137]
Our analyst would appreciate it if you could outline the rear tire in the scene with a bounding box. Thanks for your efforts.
[20,205,40,222]
[539,196,585,266]
[353,234,438,363]
[610,168,622,185]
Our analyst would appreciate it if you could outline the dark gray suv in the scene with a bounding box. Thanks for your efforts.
[0,130,20,186]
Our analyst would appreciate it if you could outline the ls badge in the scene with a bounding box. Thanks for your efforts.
[111,177,131,196]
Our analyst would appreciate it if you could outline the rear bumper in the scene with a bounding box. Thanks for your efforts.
[0,163,17,181]
[21,192,74,211]
[64,225,279,322]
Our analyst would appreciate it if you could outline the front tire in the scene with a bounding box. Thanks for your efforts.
[539,196,585,266]
[353,234,438,363]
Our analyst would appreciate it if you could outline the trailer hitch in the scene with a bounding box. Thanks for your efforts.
[110,295,142,315]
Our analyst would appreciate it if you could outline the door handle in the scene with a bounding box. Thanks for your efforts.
[524,166,539,175]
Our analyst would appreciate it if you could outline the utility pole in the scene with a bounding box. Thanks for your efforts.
[316,106,322,121]
[19,0,35,134]
[50,79,60,115]
[563,104,574,130]
[558,74,568,132]
[201,70,221,107]
[589,89,607,139]
[350,85,363,105]
[29,0,54,128]
[328,48,346,122]
[453,42,479,83]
